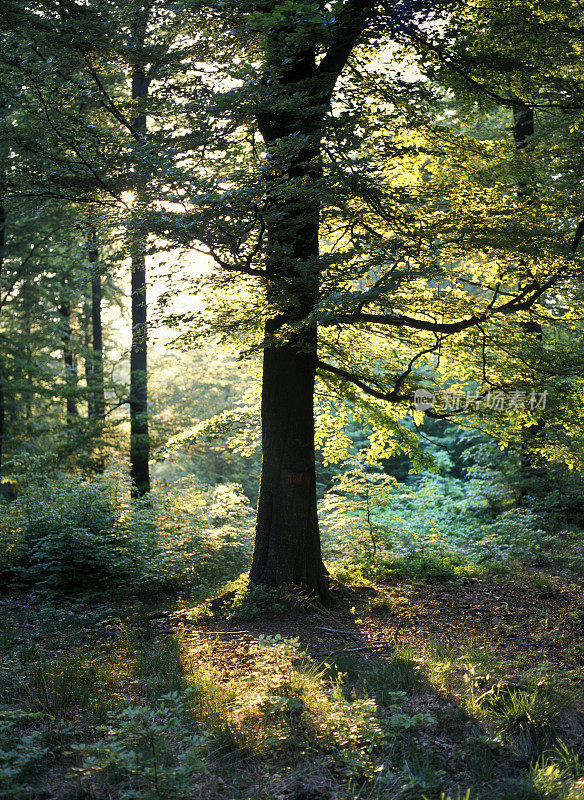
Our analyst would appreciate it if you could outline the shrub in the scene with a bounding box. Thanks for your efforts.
[378,552,463,582]
[142,478,253,595]
[0,709,48,799]
[69,690,208,800]
[473,507,549,562]
[0,471,253,596]
[7,474,130,591]
[319,466,488,575]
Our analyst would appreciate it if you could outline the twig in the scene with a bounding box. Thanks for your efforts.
[315,626,360,636]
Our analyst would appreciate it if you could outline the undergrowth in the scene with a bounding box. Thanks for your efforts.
[2,587,583,800]
[0,468,253,596]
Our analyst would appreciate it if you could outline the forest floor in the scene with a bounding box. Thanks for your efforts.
[2,570,584,799]
[189,572,584,677]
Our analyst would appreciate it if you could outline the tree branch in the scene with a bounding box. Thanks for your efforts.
[317,337,442,407]
[317,0,376,93]
[317,357,406,402]
[327,273,562,334]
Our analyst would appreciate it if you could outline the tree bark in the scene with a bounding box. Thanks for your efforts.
[0,353,4,481]
[84,309,94,420]
[59,299,79,424]
[512,97,535,200]
[89,233,105,423]
[250,323,328,594]
[130,244,149,496]
[249,173,327,593]
[85,231,106,473]
[0,203,5,479]
[0,92,7,479]
[129,7,152,498]
[511,96,546,497]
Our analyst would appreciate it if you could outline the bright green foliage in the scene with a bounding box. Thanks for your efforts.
[479,683,567,758]
[2,589,584,800]
[224,575,289,620]
[527,742,584,800]
[149,345,261,500]
[0,467,253,594]
[320,445,584,578]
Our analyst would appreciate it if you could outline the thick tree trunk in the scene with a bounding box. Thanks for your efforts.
[250,323,328,596]
[247,6,370,599]
[249,63,331,596]
[250,177,328,596]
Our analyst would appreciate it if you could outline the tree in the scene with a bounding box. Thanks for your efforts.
[421,0,584,476]
[165,0,582,600]
[128,1,153,498]
[244,1,379,596]
[0,0,197,488]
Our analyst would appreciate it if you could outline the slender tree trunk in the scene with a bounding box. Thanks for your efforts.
[89,234,105,422]
[24,314,32,436]
[84,307,94,420]
[129,8,152,498]
[59,300,79,424]
[0,354,4,481]
[85,231,106,473]
[0,203,5,480]
[511,96,546,498]
[0,92,7,479]
[130,244,149,496]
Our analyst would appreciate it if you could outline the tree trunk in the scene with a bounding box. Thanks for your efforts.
[249,42,329,597]
[129,8,152,499]
[0,353,4,480]
[247,6,370,600]
[250,319,329,596]
[22,306,32,436]
[59,300,79,424]
[511,96,546,498]
[89,235,105,422]
[249,187,328,596]
[0,100,6,478]
[84,310,94,420]
[86,232,105,473]
[130,245,149,496]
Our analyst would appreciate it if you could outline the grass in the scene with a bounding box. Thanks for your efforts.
[478,683,566,757]
[368,594,410,615]
[1,573,584,800]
